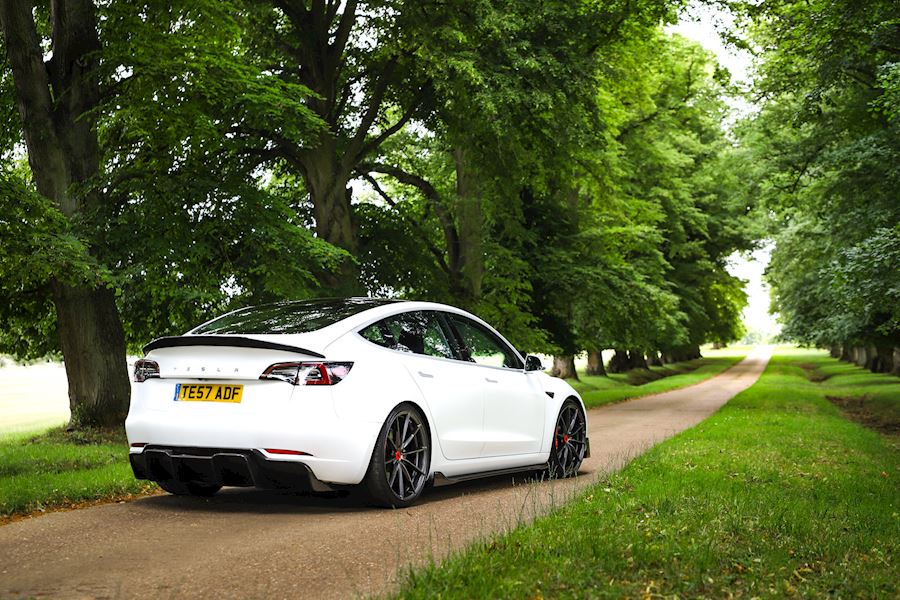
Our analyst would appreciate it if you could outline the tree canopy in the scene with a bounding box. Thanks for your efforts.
[737,0,900,372]
[8,0,895,426]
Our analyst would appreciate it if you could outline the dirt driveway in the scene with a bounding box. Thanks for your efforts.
[0,348,771,599]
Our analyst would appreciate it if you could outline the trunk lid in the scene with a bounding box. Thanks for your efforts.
[145,335,326,381]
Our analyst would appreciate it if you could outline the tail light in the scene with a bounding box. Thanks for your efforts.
[260,362,353,385]
[134,359,160,383]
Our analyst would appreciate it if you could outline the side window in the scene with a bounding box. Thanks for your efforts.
[447,315,524,369]
[360,312,455,360]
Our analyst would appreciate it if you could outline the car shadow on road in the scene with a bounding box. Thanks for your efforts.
[134,467,591,516]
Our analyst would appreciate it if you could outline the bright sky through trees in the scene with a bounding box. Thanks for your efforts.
[669,3,779,339]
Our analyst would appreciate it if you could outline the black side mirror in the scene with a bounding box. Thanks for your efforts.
[524,355,544,372]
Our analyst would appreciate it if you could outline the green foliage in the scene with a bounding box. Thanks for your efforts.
[3,0,758,375]
[0,170,106,358]
[742,0,900,356]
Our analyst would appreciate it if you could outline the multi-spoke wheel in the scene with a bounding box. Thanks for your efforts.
[549,400,587,478]
[364,403,431,507]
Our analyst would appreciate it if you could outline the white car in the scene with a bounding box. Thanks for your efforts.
[125,298,589,507]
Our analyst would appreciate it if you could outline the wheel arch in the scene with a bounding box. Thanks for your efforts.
[363,399,440,480]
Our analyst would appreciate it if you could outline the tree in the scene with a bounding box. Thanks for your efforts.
[0,0,130,427]
[742,0,900,372]
[0,0,331,426]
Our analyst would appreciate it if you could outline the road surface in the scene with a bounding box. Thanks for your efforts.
[0,348,771,599]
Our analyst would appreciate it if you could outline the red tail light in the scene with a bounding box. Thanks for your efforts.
[134,359,160,383]
[260,362,353,385]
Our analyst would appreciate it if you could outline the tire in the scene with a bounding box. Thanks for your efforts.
[158,480,222,497]
[548,399,587,478]
[363,403,431,508]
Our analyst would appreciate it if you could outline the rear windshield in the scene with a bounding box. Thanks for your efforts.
[191,298,398,335]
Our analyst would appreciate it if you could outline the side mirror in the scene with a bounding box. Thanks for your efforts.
[524,355,544,372]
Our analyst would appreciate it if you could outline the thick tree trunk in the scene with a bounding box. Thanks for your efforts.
[870,345,893,374]
[839,345,851,361]
[585,350,606,376]
[853,347,867,367]
[892,348,900,376]
[551,355,579,380]
[662,344,702,363]
[646,351,663,366]
[303,145,361,293]
[864,345,879,372]
[1,0,130,429]
[829,346,840,358]
[629,350,648,370]
[52,283,130,427]
[607,349,630,373]
[453,148,484,303]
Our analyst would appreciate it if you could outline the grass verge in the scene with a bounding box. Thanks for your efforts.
[0,427,155,520]
[571,352,746,409]
[393,350,899,599]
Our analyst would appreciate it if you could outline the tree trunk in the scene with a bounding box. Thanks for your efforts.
[829,346,840,358]
[453,148,484,304]
[839,345,851,361]
[1,0,130,429]
[628,350,648,370]
[853,347,867,367]
[585,350,606,376]
[661,344,701,364]
[892,348,900,376]
[52,283,130,427]
[551,355,579,380]
[303,147,361,293]
[608,349,630,373]
[864,345,879,372]
[870,345,893,374]
[646,351,663,366]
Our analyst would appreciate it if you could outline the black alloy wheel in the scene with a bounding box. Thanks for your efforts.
[364,403,431,507]
[549,400,587,478]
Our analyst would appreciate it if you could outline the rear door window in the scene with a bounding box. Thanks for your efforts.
[360,311,456,360]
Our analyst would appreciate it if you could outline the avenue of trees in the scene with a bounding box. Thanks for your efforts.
[1,0,894,428]
[739,0,900,374]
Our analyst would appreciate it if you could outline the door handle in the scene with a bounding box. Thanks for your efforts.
[418,371,434,378]
[485,377,498,383]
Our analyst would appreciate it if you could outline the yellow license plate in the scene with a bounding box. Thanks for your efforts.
[174,383,243,403]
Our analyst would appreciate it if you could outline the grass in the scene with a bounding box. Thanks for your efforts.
[0,427,155,519]
[570,349,747,409]
[393,350,899,599]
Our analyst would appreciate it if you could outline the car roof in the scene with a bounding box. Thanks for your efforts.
[184,297,518,356]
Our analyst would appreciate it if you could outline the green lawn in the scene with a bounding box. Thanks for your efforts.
[393,350,899,599]
[571,349,747,409]
[0,428,154,519]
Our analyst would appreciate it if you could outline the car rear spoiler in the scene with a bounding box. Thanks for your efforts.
[142,336,326,358]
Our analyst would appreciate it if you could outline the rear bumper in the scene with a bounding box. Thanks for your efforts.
[130,446,337,492]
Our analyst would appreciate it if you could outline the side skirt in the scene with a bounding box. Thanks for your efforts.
[431,463,549,487]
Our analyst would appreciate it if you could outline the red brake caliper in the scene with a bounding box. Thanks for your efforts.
[395,450,402,462]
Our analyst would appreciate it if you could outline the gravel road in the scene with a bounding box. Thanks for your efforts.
[0,348,771,600]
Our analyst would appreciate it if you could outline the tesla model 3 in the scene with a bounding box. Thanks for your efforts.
[125,298,589,507]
